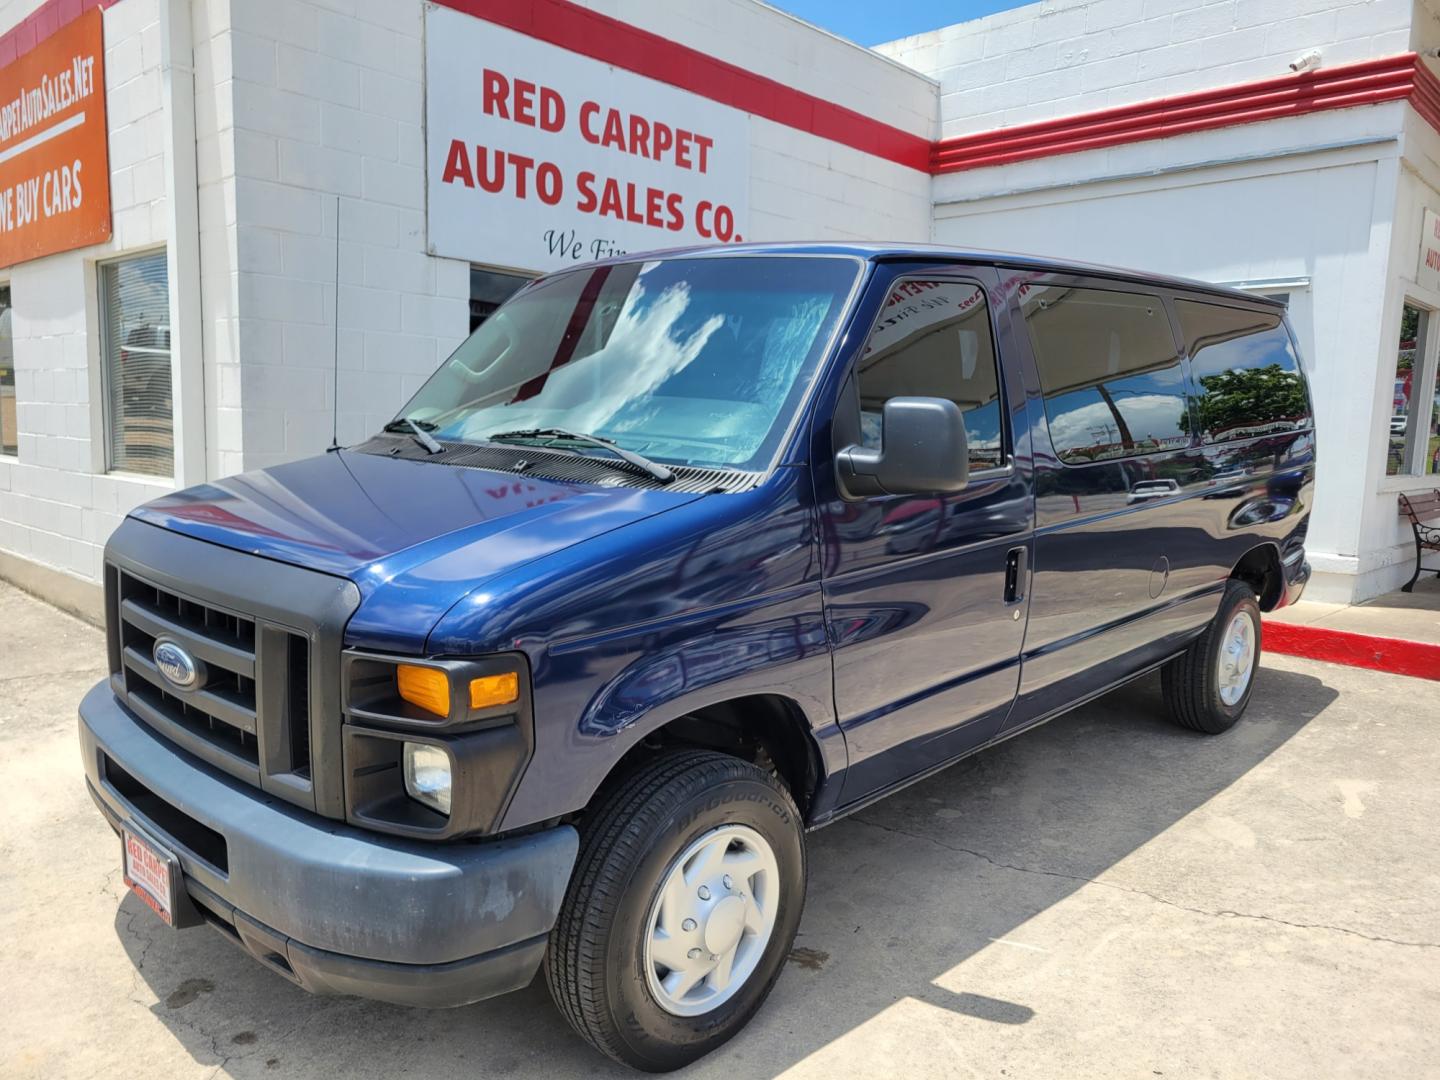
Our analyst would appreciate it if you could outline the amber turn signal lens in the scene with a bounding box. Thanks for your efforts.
[470,671,519,710]
[396,664,450,718]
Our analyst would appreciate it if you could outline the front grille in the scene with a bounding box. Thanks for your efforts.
[112,568,313,796]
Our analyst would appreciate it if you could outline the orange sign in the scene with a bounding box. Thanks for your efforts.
[0,9,110,269]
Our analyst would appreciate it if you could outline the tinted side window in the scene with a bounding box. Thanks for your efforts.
[857,280,1005,471]
[1177,299,1310,443]
[1023,285,1187,464]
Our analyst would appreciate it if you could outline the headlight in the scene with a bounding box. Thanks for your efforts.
[403,742,452,816]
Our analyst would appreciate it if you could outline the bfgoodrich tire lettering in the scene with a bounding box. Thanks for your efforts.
[1162,579,1262,734]
[545,750,806,1071]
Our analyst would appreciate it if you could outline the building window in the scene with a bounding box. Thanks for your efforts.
[1023,285,1187,464]
[0,284,14,456]
[1176,299,1310,444]
[469,266,530,332]
[855,279,1005,471]
[100,252,172,477]
[1387,302,1440,477]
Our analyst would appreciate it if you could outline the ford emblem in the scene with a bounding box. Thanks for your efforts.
[153,639,199,690]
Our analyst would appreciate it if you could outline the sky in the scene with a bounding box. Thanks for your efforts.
[768,1,1032,47]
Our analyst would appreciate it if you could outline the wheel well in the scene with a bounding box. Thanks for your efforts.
[1230,544,1283,611]
[601,695,822,820]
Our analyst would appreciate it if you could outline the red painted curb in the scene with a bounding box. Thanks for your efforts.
[1263,618,1440,681]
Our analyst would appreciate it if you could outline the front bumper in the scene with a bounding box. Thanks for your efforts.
[79,680,578,1008]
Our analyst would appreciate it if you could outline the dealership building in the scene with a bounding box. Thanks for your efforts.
[0,0,1435,617]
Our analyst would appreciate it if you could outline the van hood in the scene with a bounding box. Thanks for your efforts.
[130,449,699,652]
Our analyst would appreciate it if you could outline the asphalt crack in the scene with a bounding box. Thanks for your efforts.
[850,816,1440,950]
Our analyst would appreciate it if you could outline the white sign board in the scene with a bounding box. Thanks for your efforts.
[1420,208,1440,294]
[425,6,751,273]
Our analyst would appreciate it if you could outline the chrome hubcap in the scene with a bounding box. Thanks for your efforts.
[1217,611,1257,706]
[643,824,779,1017]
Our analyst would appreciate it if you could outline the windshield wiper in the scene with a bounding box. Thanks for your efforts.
[487,428,674,483]
[383,417,443,455]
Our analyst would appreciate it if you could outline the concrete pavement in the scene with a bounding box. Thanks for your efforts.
[1265,574,1440,643]
[1,580,1437,1079]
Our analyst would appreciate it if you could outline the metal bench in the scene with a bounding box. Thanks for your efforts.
[1398,490,1440,592]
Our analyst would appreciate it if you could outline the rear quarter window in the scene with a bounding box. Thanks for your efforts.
[1023,285,1188,464]
[1176,299,1311,443]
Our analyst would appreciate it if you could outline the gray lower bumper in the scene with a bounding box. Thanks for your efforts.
[79,680,578,1008]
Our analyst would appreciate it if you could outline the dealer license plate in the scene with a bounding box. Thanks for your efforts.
[123,826,178,927]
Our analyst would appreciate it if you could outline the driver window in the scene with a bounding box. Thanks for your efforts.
[857,279,1005,471]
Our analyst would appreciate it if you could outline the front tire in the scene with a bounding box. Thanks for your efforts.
[545,750,806,1072]
[1162,579,1262,734]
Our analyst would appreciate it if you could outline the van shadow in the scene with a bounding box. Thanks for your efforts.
[114,664,1336,1078]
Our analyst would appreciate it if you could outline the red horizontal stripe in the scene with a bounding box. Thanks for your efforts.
[934,66,1414,164]
[432,0,933,172]
[934,53,1423,173]
[1264,619,1440,681]
[5,1,1440,182]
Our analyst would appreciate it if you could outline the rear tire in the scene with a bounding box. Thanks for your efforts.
[545,750,806,1072]
[1162,579,1261,734]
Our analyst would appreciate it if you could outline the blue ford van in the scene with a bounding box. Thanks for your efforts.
[80,244,1313,1069]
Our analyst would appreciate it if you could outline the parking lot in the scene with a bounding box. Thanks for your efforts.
[2,578,1437,1079]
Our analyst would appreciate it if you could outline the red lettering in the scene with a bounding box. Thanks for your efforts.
[442,139,473,187]
[537,161,563,205]
[653,123,674,161]
[509,152,535,198]
[665,191,684,231]
[513,77,537,125]
[540,86,565,133]
[580,101,601,144]
[601,109,625,150]
[629,114,650,159]
[482,70,510,119]
[696,201,736,241]
[645,186,664,228]
[476,147,504,193]
[598,177,623,219]
[693,133,713,174]
[576,171,598,212]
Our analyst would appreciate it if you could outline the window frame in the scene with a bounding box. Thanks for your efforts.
[0,277,14,460]
[1381,296,1440,479]
[838,270,1015,485]
[97,247,174,479]
[1022,273,1193,468]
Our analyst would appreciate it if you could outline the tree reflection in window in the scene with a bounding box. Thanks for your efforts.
[1176,299,1310,444]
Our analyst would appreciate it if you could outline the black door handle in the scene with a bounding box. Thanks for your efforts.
[1004,545,1028,604]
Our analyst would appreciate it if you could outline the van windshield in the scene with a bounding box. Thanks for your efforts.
[396,256,860,470]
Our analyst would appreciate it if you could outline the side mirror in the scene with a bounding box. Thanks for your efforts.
[837,396,969,498]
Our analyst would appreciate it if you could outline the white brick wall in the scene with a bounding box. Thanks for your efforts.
[0,0,195,583]
[876,0,1413,139]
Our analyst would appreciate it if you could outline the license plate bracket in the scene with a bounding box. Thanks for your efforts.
[122,823,201,929]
